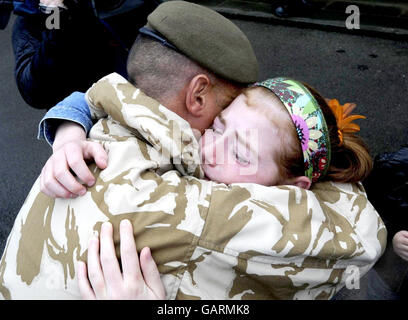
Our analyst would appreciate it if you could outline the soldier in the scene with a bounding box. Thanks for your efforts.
[0,1,385,300]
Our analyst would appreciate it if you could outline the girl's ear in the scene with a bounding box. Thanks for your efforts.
[285,176,312,190]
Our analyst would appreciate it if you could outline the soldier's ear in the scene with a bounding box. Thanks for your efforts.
[185,74,212,116]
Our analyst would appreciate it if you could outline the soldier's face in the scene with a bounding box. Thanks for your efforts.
[199,93,290,186]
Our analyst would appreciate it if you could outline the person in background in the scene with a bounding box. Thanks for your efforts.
[363,144,408,298]
[12,0,160,109]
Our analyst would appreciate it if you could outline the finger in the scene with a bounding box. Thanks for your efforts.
[394,230,408,239]
[83,142,108,170]
[394,232,408,246]
[140,247,166,299]
[64,143,96,188]
[119,219,142,284]
[40,164,56,197]
[99,222,123,291]
[51,147,87,195]
[44,177,77,199]
[87,234,106,299]
[40,159,77,198]
[77,261,96,300]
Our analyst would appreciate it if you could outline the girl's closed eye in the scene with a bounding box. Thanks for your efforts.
[234,151,250,166]
[212,126,223,134]
[212,116,225,134]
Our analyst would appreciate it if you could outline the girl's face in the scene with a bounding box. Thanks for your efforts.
[199,92,291,186]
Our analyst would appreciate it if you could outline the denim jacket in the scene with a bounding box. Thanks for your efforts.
[37,91,92,146]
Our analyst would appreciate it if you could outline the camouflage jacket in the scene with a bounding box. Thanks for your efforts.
[0,73,386,300]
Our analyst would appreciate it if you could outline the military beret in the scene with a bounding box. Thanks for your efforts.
[145,1,259,84]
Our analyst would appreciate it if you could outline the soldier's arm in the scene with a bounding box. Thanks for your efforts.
[201,182,386,299]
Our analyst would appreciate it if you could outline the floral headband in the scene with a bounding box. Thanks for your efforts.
[254,78,331,183]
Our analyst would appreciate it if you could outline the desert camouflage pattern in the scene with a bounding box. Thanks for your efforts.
[0,73,386,300]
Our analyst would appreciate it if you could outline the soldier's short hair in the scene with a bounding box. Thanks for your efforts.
[126,34,220,101]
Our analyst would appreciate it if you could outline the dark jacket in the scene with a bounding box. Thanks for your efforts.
[12,1,160,109]
[364,144,408,238]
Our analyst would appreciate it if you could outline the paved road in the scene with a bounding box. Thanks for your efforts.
[0,13,407,265]
[0,16,51,255]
